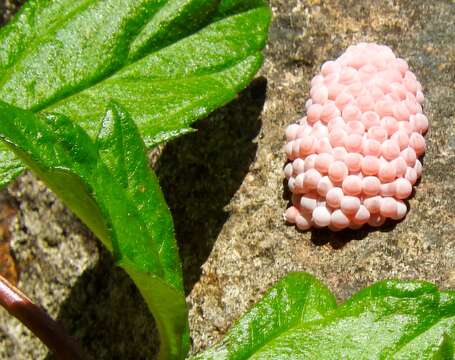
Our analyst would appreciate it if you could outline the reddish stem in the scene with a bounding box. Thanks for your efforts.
[0,274,89,359]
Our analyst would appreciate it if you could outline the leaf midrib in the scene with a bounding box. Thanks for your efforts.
[389,314,455,356]
[2,3,265,118]
[245,293,447,359]
[227,287,313,360]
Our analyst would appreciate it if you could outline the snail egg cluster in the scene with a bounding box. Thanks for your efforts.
[284,43,428,231]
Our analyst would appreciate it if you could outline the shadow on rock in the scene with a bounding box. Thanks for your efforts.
[45,246,159,360]
[46,78,267,359]
[309,219,399,249]
[156,77,267,293]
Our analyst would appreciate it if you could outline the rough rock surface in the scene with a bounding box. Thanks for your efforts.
[0,0,454,359]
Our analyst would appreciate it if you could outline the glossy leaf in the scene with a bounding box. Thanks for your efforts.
[193,274,455,360]
[0,0,272,185]
[192,272,336,360]
[0,100,188,360]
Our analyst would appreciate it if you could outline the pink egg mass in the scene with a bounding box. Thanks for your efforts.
[284,43,428,231]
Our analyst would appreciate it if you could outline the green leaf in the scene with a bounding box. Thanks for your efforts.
[193,275,455,360]
[0,100,189,360]
[0,0,271,186]
[191,272,337,360]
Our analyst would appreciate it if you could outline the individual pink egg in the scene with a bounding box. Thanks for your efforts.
[392,200,408,220]
[346,121,365,135]
[380,197,397,218]
[380,182,396,197]
[381,140,401,160]
[398,121,413,135]
[284,141,294,159]
[328,161,349,183]
[324,72,340,86]
[285,124,300,141]
[307,104,323,124]
[347,82,364,98]
[311,124,329,139]
[381,116,399,136]
[400,147,417,167]
[317,176,334,197]
[312,206,332,227]
[368,126,388,143]
[364,195,382,214]
[414,159,423,178]
[292,158,305,175]
[393,157,408,178]
[284,206,300,223]
[311,74,324,87]
[390,83,408,102]
[304,154,318,171]
[333,146,348,161]
[321,60,340,75]
[300,193,319,213]
[345,153,363,172]
[335,92,354,110]
[294,173,305,193]
[413,114,429,134]
[378,161,397,183]
[405,167,417,185]
[405,97,422,115]
[361,156,380,175]
[304,169,322,190]
[331,209,350,229]
[403,71,419,93]
[296,124,311,137]
[328,82,345,100]
[359,64,377,82]
[295,214,312,230]
[287,177,296,193]
[305,99,313,110]
[362,176,381,196]
[326,187,344,208]
[394,178,412,199]
[357,94,375,112]
[393,102,410,121]
[391,130,410,150]
[340,195,361,216]
[375,100,394,117]
[342,104,361,122]
[361,111,381,129]
[328,116,346,131]
[409,132,426,156]
[353,205,371,225]
[362,138,382,157]
[395,58,409,75]
[339,67,358,85]
[329,128,348,147]
[342,175,362,195]
[416,90,425,104]
[297,135,316,156]
[344,133,363,153]
[312,85,329,104]
[315,153,334,174]
[320,102,340,123]
[284,163,294,179]
[316,138,333,154]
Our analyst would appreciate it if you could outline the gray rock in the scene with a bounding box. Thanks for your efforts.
[0,0,454,359]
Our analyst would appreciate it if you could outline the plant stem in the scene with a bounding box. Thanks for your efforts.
[0,274,89,360]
